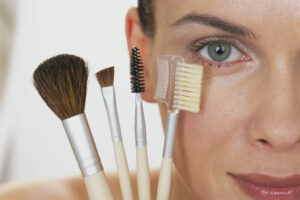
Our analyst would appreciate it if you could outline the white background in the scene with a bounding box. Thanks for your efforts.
[0,0,163,181]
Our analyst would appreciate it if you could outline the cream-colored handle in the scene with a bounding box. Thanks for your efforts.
[156,157,173,200]
[84,171,114,200]
[137,146,151,200]
[113,142,133,200]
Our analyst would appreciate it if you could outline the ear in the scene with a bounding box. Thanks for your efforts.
[125,7,155,103]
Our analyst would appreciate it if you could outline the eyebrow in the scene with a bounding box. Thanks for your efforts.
[171,13,255,39]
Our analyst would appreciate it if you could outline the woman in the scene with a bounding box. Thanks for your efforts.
[1,0,300,199]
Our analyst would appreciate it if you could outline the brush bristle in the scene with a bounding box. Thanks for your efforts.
[173,63,203,113]
[33,54,88,120]
[130,47,145,93]
[95,67,114,88]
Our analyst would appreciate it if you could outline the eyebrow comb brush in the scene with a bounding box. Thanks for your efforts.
[96,67,134,200]
[155,55,203,200]
[130,46,151,200]
[33,54,114,200]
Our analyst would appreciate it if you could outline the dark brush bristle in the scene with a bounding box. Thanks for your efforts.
[130,46,145,93]
[95,66,114,88]
[33,54,88,120]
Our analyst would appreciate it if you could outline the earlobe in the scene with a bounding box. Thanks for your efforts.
[125,7,156,103]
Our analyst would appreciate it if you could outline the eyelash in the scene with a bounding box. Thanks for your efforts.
[188,36,250,68]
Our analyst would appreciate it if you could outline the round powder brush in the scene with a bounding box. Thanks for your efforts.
[33,54,114,200]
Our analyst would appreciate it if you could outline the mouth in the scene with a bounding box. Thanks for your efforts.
[229,173,300,200]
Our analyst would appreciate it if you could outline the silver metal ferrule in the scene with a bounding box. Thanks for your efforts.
[101,86,122,143]
[62,114,103,177]
[135,93,147,147]
[162,111,179,158]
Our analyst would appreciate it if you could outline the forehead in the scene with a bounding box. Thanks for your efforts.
[154,0,300,27]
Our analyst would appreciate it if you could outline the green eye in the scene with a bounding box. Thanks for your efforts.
[195,37,247,67]
[207,42,231,62]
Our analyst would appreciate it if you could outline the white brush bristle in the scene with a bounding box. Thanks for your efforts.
[173,63,203,113]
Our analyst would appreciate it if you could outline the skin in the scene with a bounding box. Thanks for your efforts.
[1,0,300,199]
[0,173,160,200]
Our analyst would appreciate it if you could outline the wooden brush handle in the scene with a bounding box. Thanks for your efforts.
[113,141,133,200]
[84,171,114,200]
[156,157,173,200]
[137,146,151,200]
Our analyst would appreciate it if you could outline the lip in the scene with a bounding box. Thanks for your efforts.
[229,173,300,200]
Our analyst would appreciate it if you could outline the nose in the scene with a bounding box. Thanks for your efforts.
[248,61,300,152]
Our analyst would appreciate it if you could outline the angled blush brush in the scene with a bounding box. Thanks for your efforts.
[155,55,204,200]
[96,67,133,200]
[33,54,114,200]
[130,46,151,200]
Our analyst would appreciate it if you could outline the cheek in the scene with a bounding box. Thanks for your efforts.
[172,79,256,197]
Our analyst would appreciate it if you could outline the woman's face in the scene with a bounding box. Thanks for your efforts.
[145,0,300,199]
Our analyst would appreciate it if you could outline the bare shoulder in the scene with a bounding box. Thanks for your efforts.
[0,170,159,200]
[0,177,87,200]
[109,170,159,200]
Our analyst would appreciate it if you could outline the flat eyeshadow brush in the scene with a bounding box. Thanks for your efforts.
[96,67,134,200]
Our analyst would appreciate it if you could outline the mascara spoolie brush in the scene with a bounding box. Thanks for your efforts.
[130,46,151,200]
[33,54,114,200]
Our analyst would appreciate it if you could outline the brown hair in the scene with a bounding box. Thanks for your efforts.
[138,0,155,37]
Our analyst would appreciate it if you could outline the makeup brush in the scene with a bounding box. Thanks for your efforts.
[130,46,151,200]
[96,67,133,200]
[155,55,203,200]
[33,54,114,200]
